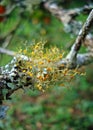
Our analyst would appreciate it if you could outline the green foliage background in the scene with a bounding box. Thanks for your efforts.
[0,1,93,130]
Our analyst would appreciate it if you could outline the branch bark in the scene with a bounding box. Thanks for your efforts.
[57,9,93,68]
[43,1,93,24]
[0,47,16,56]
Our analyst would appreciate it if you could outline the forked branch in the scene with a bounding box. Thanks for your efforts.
[57,9,93,68]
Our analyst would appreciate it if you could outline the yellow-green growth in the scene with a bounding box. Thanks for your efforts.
[16,42,85,92]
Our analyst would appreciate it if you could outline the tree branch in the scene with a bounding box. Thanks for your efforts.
[43,1,93,24]
[57,9,93,68]
[43,1,79,23]
[0,55,33,102]
[0,47,16,56]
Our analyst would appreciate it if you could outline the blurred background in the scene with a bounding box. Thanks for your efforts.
[0,0,93,130]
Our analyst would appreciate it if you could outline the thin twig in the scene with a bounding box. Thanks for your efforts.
[0,47,16,56]
[66,9,93,61]
[43,1,93,24]
[57,9,93,68]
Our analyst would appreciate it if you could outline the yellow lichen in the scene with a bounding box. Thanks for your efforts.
[16,42,84,92]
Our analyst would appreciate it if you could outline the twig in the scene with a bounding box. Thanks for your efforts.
[43,1,93,24]
[57,9,93,68]
[0,47,16,56]
[66,9,93,61]
[44,1,79,23]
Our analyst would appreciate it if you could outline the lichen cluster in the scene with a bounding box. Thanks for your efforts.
[16,42,84,92]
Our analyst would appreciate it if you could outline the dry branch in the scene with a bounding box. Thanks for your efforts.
[44,1,79,23]
[0,47,16,56]
[66,9,93,59]
[57,9,93,68]
[43,1,93,24]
